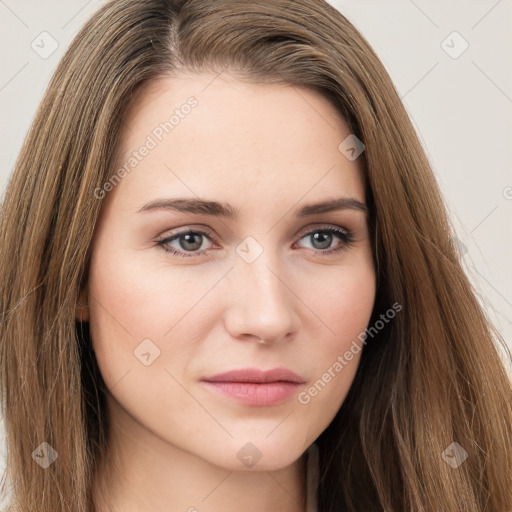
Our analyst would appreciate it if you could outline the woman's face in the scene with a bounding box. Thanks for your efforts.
[80,72,376,471]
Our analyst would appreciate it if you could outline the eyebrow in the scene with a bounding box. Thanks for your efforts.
[137,196,368,218]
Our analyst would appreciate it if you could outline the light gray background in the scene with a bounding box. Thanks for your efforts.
[1,0,511,505]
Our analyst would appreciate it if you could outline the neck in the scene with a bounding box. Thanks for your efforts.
[92,393,308,512]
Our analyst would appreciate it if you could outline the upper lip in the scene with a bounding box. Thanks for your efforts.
[202,367,306,384]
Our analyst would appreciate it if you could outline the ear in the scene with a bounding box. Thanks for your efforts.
[76,281,90,322]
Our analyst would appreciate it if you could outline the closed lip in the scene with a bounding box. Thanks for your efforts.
[201,367,306,384]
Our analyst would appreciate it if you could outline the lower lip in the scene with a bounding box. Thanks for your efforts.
[202,381,302,406]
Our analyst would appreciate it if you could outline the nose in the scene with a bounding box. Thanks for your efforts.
[223,252,300,346]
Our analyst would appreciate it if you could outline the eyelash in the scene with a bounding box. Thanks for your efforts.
[155,225,355,258]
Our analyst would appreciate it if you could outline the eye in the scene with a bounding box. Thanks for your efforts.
[294,226,354,254]
[155,225,355,258]
[156,228,216,257]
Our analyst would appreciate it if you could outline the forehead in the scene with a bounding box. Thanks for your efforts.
[108,72,365,211]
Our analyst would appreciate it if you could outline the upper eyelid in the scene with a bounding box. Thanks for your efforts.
[157,226,217,244]
[295,224,350,238]
[157,223,350,241]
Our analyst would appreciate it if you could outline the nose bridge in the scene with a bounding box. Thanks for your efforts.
[224,239,298,343]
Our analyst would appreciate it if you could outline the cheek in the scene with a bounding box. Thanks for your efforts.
[294,260,375,413]
[86,243,219,387]
[86,242,161,387]
[88,242,219,331]
[304,257,376,348]
[87,237,164,336]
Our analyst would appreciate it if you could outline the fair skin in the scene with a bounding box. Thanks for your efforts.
[77,71,376,512]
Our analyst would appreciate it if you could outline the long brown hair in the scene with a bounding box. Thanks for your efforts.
[1,0,511,510]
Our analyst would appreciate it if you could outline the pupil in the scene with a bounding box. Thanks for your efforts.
[313,231,332,250]
[181,233,202,251]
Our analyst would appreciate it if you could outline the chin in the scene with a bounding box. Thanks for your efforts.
[200,436,309,472]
